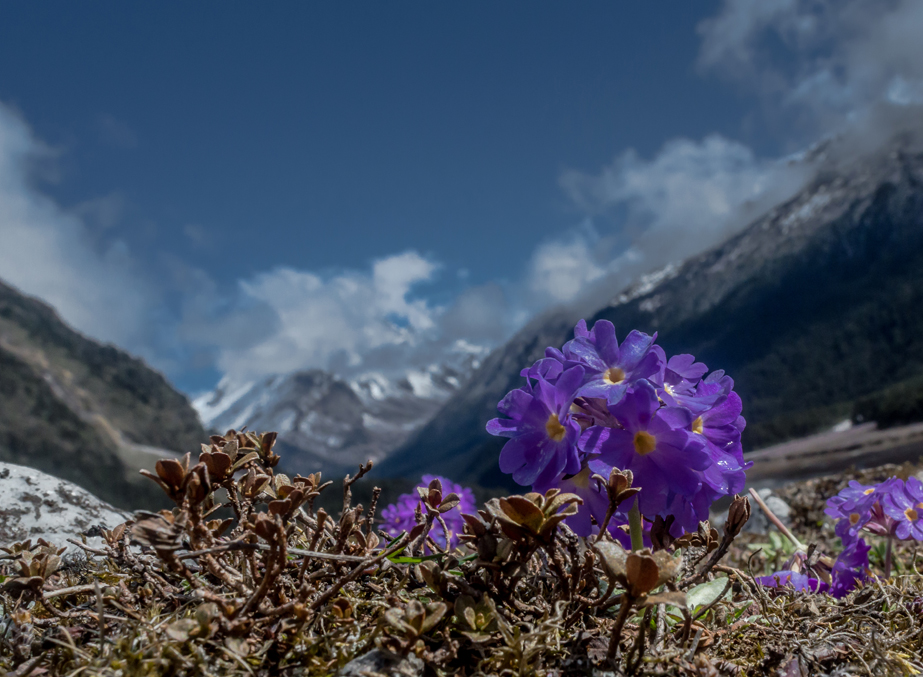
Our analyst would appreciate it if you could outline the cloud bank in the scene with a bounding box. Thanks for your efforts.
[544,135,812,307]
[698,0,923,137]
[4,0,923,395]
[0,100,516,385]
[0,104,167,365]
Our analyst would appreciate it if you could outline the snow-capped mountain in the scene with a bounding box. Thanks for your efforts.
[193,342,489,477]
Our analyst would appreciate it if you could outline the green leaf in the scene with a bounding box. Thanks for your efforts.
[685,577,732,612]
[768,531,784,551]
[388,553,447,564]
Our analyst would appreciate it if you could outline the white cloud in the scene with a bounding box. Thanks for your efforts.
[206,252,443,380]
[527,233,606,304]
[0,103,163,363]
[698,0,923,133]
[554,135,812,302]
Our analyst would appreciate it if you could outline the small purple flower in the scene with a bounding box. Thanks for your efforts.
[882,476,923,541]
[830,538,871,598]
[692,389,750,496]
[488,365,585,487]
[581,381,709,517]
[379,475,477,550]
[826,479,902,543]
[755,570,827,594]
[562,320,663,404]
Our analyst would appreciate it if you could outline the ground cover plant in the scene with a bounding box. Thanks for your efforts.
[2,321,923,676]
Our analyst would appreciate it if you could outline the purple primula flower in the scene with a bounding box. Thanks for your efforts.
[664,491,712,538]
[757,538,868,598]
[562,320,663,405]
[379,475,477,550]
[755,570,828,594]
[882,476,923,541]
[488,319,749,540]
[830,538,871,598]
[519,357,564,390]
[488,364,585,487]
[581,381,709,517]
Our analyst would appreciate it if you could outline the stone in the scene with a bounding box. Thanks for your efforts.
[337,649,424,677]
[0,462,129,553]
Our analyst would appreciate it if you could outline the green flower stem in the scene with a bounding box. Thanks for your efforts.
[628,498,644,552]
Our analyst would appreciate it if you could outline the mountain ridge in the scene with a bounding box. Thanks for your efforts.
[0,279,207,509]
[194,344,489,477]
[379,139,923,490]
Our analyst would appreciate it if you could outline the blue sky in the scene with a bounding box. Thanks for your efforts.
[1,1,921,393]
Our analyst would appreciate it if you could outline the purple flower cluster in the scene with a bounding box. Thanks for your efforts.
[757,475,923,599]
[825,476,923,544]
[487,319,750,539]
[755,539,871,599]
[379,475,477,550]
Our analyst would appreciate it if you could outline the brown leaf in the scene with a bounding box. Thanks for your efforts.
[625,551,661,596]
[155,458,187,490]
[499,496,544,533]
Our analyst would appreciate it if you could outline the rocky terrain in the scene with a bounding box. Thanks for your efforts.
[381,136,923,491]
[0,462,127,552]
[0,279,206,509]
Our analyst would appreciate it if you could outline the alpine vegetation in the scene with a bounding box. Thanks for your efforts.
[3,346,923,674]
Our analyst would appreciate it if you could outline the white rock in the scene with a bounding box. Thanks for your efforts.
[0,462,129,553]
[337,649,423,677]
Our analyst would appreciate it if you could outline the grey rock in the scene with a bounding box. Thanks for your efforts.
[0,461,129,553]
[337,649,424,677]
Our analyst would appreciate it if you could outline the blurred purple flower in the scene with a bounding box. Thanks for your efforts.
[882,476,923,541]
[379,474,477,550]
[755,570,827,594]
[825,478,903,543]
[830,538,871,598]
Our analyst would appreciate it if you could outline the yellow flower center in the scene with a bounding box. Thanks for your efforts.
[692,417,704,435]
[905,507,919,522]
[849,513,861,525]
[633,431,657,456]
[603,367,626,385]
[863,488,875,495]
[546,413,566,442]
